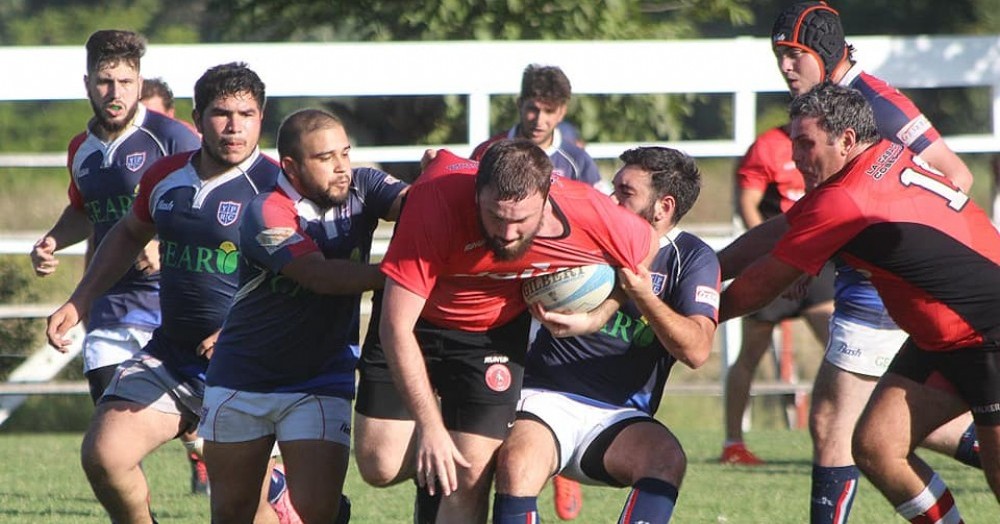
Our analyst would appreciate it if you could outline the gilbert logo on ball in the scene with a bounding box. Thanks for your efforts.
[522,264,616,314]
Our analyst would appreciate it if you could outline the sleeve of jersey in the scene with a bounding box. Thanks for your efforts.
[589,194,654,272]
[861,80,941,154]
[355,168,408,219]
[167,123,202,154]
[672,241,722,323]
[66,134,86,211]
[380,183,445,299]
[735,139,774,191]
[132,162,163,224]
[772,189,865,276]
[580,156,602,187]
[241,193,319,274]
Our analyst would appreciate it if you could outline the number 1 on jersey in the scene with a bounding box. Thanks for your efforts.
[899,168,968,211]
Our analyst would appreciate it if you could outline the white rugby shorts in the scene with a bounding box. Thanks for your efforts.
[83,326,152,373]
[824,314,908,377]
[199,386,352,446]
[517,388,647,485]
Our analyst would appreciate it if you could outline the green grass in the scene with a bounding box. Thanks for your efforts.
[0,427,994,523]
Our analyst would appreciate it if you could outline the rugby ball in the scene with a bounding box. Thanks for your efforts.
[522,264,616,314]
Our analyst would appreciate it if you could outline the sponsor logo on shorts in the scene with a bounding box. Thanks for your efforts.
[484,363,512,392]
[125,152,147,172]
[972,402,1000,415]
[834,342,862,358]
[695,285,720,309]
[217,201,242,226]
[340,422,352,436]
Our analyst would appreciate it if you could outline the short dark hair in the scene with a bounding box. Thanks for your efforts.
[141,77,174,110]
[476,139,553,201]
[85,29,145,74]
[520,64,572,106]
[619,146,702,224]
[193,62,266,115]
[277,108,344,162]
[789,83,880,145]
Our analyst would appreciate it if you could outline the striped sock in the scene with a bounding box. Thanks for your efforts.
[492,494,539,524]
[810,465,859,524]
[618,477,678,524]
[895,473,963,524]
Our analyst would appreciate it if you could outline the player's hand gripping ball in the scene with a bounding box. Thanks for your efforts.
[522,264,615,314]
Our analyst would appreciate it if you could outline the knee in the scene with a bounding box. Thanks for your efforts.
[354,451,403,487]
[851,430,881,474]
[634,441,687,484]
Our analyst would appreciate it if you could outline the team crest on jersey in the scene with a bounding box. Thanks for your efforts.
[216,201,242,226]
[124,152,146,172]
[650,272,667,295]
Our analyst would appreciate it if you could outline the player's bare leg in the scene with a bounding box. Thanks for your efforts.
[203,436,278,524]
[495,419,558,496]
[853,373,967,504]
[280,440,350,523]
[354,413,417,487]
[435,431,503,524]
[80,401,184,523]
[810,361,875,466]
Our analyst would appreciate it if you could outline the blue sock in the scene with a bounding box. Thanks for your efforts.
[954,423,981,469]
[492,494,539,524]
[810,465,859,524]
[267,466,286,504]
[618,477,678,524]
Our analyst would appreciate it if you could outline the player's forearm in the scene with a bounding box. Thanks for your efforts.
[631,294,713,369]
[44,206,92,251]
[298,261,385,295]
[68,219,150,311]
[381,327,445,432]
[717,215,788,280]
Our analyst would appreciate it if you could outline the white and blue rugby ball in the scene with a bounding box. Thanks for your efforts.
[522,264,616,314]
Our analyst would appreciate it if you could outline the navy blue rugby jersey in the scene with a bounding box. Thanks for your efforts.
[67,104,200,331]
[208,168,406,398]
[524,229,720,414]
[471,126,602,187]
[132,148,280,381]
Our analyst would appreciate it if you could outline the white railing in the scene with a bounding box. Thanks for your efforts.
[2,36,999,414]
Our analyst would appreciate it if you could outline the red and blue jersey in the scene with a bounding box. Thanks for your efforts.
[774,141,1000,351]
[834,66,947,326]
[525,230,720,413]
[131,148,280,380]
[67,104,200,332]
[382,150,652,332]
[207,168,406,398]
[471,126,602,187]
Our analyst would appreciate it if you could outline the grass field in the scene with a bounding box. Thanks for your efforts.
[0,425,994,523]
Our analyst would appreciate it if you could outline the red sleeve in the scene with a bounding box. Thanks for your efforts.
[66,133,86,211]
[589,189,653,272]
[736,134,777,191]
[380,181,450,299]
[773,188,866,275]
[132,154,190,224]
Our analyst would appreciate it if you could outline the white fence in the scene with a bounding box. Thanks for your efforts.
[1,36,999,414]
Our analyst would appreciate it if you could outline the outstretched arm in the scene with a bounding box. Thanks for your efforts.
[46,212,155,350]
[379,278,469,497]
